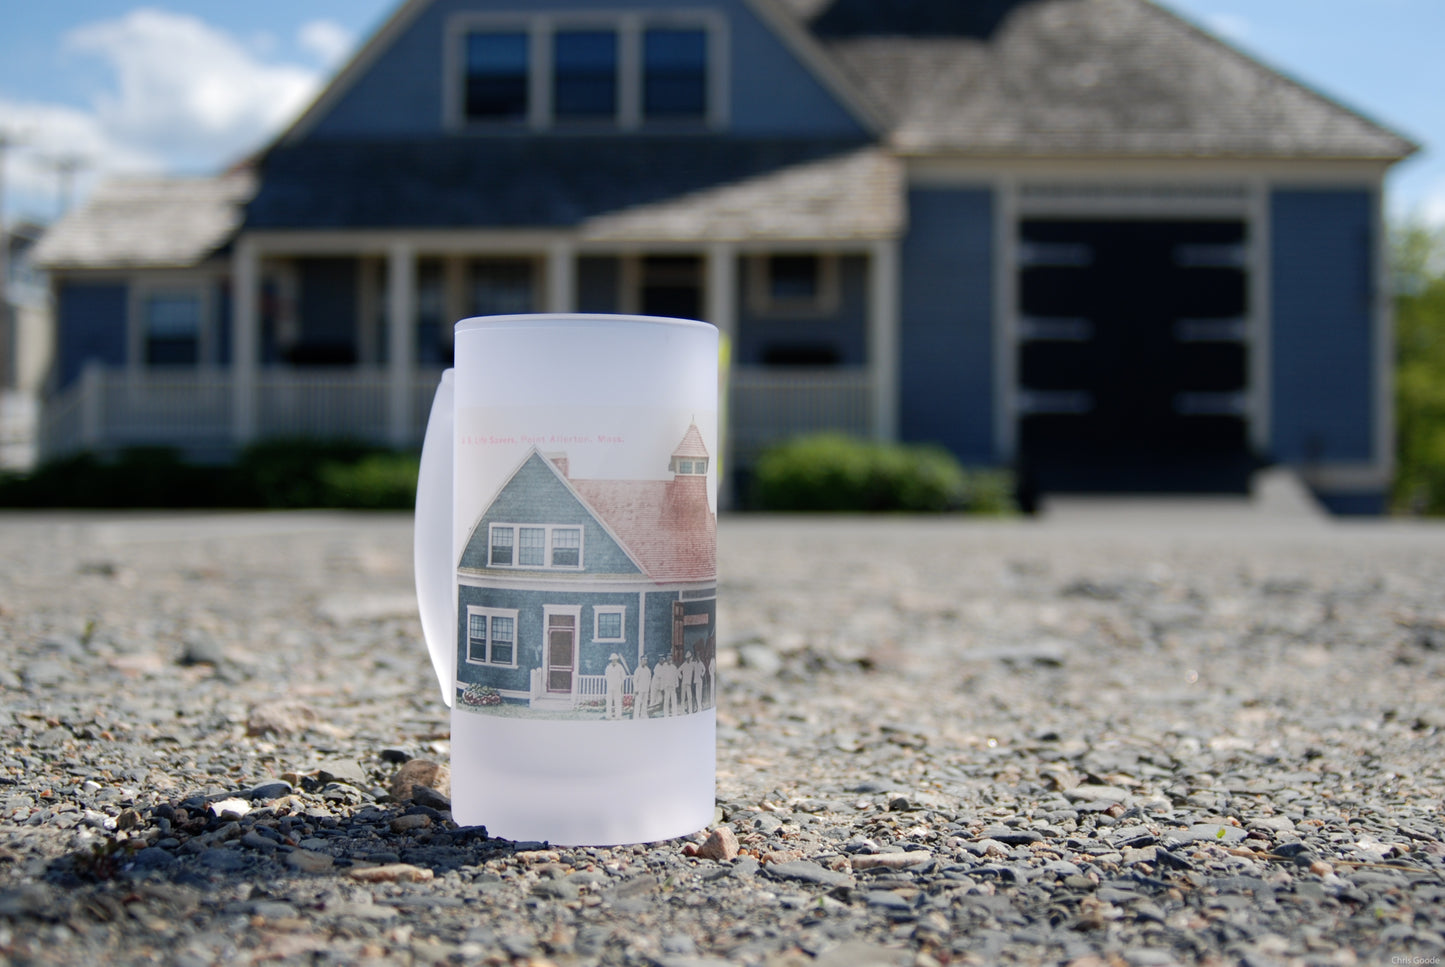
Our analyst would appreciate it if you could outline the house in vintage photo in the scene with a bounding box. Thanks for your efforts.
[456,424,716,715]
[31,0,1416,511]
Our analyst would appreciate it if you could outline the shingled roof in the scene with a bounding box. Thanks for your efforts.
[32,170,255,270]
[797,0,1417,159]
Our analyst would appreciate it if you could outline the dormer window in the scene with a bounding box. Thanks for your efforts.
[671,456,707,475]
[555,30,618,120]
[450,14,725,130]
[643,29,708,120]
[464,31,529,122]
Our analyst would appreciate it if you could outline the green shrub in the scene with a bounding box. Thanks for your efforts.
[1393,223,1445,514]
[749,433,1015,514]
[0,441,421,509]
[318,452,422,509]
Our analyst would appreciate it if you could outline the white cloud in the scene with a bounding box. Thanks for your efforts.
[298,20,355,69]
[62,8,324,171]
[0,97,161,221]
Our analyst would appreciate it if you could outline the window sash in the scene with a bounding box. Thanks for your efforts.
[595,608,624,641]
[554,30,618,119]
[643,28,708,119]
[466,609,518,666]
[465,31,529,120]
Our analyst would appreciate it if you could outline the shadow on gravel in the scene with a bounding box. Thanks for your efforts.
[21,779,536,928]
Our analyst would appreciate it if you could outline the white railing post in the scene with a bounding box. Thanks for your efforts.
[79,362,104,450]
[868,238,900,442]
[387,242,416,448]
[232,237,259,445]
[546,241,575,313]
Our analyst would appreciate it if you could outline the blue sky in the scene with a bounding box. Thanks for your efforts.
[0,1,1440,227]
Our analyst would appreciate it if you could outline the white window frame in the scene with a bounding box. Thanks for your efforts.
[746,254,840,318]
[594,605,626,643]
[487,523,585,570]
[465,605,520,668]
[444,10,728,132]
[128,274,216,370]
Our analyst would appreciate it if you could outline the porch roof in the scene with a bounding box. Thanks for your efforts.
[33,171,256,271]
[245,137,897,240]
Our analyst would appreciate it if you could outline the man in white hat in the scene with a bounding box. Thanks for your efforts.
[603,653,627,720]
[631,651,653,719]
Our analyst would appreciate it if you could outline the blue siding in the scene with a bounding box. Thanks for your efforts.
[898,188,995,462]
[734,255,868,365]
[56,282,128,390]
[1270,190,1375,462]
[307,0,866,140]
[215,279,232,366]
[459,452,643,574]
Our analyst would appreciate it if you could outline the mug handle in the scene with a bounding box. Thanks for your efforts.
[414,368,455,707]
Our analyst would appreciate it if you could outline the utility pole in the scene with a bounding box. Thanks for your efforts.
[0,133,13,391]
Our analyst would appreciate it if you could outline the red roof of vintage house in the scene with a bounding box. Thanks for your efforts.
[571,477,715,583]
[567,424,715,583]
[671,423,709,460]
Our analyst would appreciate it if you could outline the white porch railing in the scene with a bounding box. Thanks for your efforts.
[37,364,875,463]
[728,366,875,462]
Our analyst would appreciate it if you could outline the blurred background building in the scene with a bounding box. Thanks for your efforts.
[28,0,1416,512]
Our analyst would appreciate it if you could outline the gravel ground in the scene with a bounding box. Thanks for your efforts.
[2,508,1445,967]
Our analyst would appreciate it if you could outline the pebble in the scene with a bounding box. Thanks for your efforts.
[1,513,1443,967]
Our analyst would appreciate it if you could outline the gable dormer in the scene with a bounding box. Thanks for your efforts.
[281,0,873,144]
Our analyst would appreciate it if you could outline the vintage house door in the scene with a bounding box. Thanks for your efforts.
[546,612,577,694]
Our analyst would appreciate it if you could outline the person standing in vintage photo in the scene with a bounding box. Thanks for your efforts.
[631,653,653,719]
[604,653,627,720]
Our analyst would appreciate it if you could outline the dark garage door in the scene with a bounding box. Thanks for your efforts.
[1017,219,1254,496]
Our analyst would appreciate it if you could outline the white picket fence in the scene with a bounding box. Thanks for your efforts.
[38,364,876,462]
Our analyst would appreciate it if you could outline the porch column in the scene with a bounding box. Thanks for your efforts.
[706,243,737,508]
[387,242,417,447]
[231,236,259,444]
[546,241,575,313]
[868,238,900,442]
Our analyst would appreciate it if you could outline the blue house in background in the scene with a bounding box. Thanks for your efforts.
[456,425,716,713]
[33,0,1417,511]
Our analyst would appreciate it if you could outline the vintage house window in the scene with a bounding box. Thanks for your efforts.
[464,31,529,121]
[643,28,708,120]
[748,254,840,318]
[143,289,204,366]
[452,15,722,129]
[467,607,518,666]
[554,29,618,120]
[488,524,584,570]
[594,606,625,642]
[670,455,707,475]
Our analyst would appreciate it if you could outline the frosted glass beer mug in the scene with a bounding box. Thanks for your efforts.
[413,314,719,845]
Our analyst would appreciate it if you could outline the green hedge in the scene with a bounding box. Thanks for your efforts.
[749,433,1015,514]
[0,442,421,510]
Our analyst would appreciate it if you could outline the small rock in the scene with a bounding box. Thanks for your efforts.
[179,639,226,667]
[199,847,247,871]
[411,784,451,811]
[207,798,251,820]
[246,701,322,737]
[348,863,434,883]
[248,781,294,801]
[696,827,740,862]
[850,851,932,871]
[389,760,451,802]
[391,814,432,833]
[286,850,334,874]
[763,859,856,889]
[129,847,176,870]
[314,759,367,786]
[116,809,142,830]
